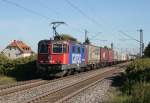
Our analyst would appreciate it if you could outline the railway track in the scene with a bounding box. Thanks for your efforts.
[29,68,119,103]
[0,79,47,96]
[56,69,122,103]
[0,67,113,97]
[0,63,128,103]
[0,69,99,96]
[0,79,42,90]
[25,63,127,103]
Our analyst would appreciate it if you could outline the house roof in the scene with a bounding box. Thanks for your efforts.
[7,40,33,53]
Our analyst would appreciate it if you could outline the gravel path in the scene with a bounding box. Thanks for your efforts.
[62,77,113,103]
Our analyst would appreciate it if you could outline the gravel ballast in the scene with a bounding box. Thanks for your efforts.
[63,78,113,103]
[0,68,113,103]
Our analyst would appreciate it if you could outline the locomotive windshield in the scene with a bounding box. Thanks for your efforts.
[53,44,67,53]
[38,43,48,53]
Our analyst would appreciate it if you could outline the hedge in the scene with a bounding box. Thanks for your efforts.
[0,54,38,80]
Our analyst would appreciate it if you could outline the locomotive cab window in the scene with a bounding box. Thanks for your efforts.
[38,43,48,53]
[53,44,68,53]
[53,44,62,53]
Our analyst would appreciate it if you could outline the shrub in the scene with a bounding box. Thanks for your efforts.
[109,59,150,103]
[0,54,38,80]
[144,42,150,58]
[125,58,150,82]
[129,82,150,103]
[0,54,10,75]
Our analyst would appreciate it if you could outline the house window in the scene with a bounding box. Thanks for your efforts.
[9,47,12,50]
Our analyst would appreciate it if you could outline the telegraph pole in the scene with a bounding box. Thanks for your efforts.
[111,42,114,50]
[138,29,144,57]
[85,29,88,41]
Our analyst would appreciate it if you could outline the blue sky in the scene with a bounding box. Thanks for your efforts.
[0,0,150,54]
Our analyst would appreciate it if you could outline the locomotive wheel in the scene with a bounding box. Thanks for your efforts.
[68,69,75,75]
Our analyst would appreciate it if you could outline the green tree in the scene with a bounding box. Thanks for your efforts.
[54,34,77,42]
[144,42,150,57]
[83,37,90,44]
[61,34,77,41]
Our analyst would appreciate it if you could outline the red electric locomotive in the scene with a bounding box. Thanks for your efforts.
[37,40,70,77]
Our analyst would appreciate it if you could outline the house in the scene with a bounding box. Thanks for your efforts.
[1,40,34,59]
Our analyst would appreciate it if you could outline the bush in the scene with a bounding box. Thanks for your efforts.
[130,82,150,103]
[0,54,10,75]
[0,54,38,81]
[126,58,150,73]
[125,58,150,84]
[109,58,150,103]
[144,42,150,57]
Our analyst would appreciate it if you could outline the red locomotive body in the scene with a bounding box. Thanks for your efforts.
[38,40,69,65]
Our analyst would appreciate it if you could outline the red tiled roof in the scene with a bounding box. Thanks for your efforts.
[8,40,32,53]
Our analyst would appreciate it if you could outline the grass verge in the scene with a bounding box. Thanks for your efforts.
[0,76,16,85]
[107,58,150,103]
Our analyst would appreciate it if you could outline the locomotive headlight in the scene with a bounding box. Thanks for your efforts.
[48,56,51,60]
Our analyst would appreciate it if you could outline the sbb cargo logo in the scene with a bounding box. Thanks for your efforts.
[72,54,81,64]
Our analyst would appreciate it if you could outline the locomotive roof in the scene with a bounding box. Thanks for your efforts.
[39,39,82,45]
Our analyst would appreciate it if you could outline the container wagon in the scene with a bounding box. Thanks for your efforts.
[85,44,100,69]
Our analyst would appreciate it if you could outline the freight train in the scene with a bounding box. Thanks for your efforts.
[36,22,129,78]
[37,39,129,78]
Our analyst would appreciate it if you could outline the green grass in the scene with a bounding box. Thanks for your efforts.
[0,76,16,85]
[108,89,130,103]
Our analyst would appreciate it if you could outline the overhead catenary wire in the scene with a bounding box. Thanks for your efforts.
[1,0,52,20]
[1,0,86,42]
[119,30,141,43]
[63,0,118,40]
[2,0,113,41]
[64,0,103,29]
[2,0,137,50]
